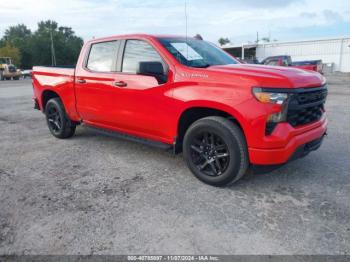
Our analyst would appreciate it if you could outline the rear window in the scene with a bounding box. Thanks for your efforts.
[86,41,119,72]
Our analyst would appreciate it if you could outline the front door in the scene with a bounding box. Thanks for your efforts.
[105,39,171,140]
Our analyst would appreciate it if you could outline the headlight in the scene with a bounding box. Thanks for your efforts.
[252,87,290,135]
[252,87,289,105]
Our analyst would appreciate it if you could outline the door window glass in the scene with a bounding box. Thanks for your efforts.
[87,41,119,72]
[122,40,163,73]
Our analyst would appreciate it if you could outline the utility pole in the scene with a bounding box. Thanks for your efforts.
[50,26,56,66]
[185,0,188,40]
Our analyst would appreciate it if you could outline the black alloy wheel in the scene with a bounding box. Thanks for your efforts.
[47,105,62,133]
[45,97,76,139]
[183,116,249,186]
[189,131,230,177]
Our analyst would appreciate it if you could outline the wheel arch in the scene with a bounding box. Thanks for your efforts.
[174,103,248,153]
[41,89,61,112]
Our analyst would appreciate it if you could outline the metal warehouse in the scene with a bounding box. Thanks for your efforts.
[223,37,350,73]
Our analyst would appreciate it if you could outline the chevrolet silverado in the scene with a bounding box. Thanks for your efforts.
[32,34,328,186]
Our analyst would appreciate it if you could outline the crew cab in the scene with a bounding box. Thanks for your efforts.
[32,34,328,186]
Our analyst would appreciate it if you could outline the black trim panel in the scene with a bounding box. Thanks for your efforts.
[84,124,173,150]
[288,133,326,161]
[259,84,327,94]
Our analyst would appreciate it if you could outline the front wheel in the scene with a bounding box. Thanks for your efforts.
[183,116,249,187]
[45,98,76,139]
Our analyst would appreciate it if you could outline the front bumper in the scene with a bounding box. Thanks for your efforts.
[248,116,327,165]
[289,134,325,161]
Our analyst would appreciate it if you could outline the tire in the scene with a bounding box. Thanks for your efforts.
[13,76,19,80]
[45,97,76,139]
[183,116,249,187]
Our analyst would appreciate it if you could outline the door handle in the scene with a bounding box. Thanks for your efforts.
[114,81,127,87]
[77,79,86,84]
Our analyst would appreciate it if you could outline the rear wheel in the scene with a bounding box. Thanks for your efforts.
[183,116,248,186]
[45,98,76,139]
[13,76,20,80]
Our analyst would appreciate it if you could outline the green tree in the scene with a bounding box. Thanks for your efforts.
[0,20,83,68]
[218,37,231,46]
[31,20,59,66]
[31,20,83,66]
[3,24,31,43]
[2,24,32,68]
[0,43,21,66]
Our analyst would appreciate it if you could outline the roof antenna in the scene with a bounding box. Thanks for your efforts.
[185,0,189,61]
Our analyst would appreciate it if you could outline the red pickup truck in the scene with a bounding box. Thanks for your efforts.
[261,55,323,73]
[32,34,328,186]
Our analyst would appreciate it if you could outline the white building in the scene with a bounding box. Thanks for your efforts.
[223,37,350,73]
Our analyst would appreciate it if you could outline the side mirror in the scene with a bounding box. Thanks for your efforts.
[137,61,167,84]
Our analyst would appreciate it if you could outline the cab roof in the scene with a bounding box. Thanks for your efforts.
[86,34,193,44]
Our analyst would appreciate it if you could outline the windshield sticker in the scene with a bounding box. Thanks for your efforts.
[171,42,203,61]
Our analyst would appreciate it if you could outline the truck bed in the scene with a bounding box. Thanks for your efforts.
[32,66,75,77]
[32,66,77,119]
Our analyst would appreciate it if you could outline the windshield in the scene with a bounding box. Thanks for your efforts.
[0,58,11,64]
[158,37,238,68]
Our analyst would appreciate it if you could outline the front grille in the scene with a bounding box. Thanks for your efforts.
[287,86,327,127]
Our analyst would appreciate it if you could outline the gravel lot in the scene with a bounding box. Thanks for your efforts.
[0,75,349,255]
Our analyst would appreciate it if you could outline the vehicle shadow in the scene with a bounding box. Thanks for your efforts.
[72,125,328,189]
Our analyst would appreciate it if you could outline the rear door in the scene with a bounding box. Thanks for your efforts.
[75,40,122,127]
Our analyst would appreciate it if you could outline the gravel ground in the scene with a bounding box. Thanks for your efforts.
[0,75,349,255]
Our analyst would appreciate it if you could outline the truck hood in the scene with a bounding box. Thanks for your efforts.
[207,64,325,88]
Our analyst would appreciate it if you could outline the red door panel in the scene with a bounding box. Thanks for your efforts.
[109,74,164,135]
[75,73,122,127]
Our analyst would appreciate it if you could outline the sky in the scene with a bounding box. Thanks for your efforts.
[0,0,350,45]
